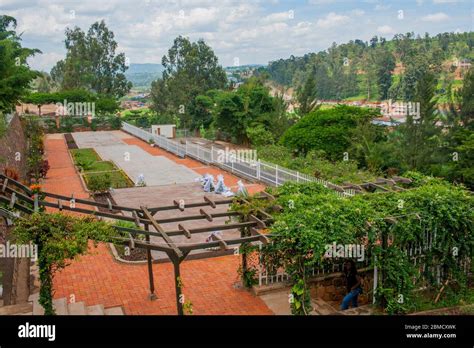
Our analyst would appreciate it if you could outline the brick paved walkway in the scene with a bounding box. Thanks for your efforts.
[43,133,273,315]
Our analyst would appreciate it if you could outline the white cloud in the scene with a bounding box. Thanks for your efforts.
[28,52,64,72]
[433,0,460,3]
[421,12,450,21]
[377,25,395,34]
[316,12,350,28]
[262,11,294,23]
[352,9,365,16]
[308,0,336,4]
[1,0,472,70]
[375,4,392,11]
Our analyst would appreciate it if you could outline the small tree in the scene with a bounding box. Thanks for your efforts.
[13,213,116,315]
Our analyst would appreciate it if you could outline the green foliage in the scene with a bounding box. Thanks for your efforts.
[280,105,379,159]
[87,173,112,194]
[250,180,473,314]
[51,20,131,98]
[150,36,227,127]
[266,31,473,102]
[12,212,117,315]
[295,70,320,116]
[238,265,258,288]
[0,15,40,112]
[211,78,289,145]
[246,124,274,147]
[23,117,49,181]
[257,145,377,184]
[291,279,312,315]
[23,90,120,116]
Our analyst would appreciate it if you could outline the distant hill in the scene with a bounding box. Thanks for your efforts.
[125,63,164,88]
[265,32,473,103]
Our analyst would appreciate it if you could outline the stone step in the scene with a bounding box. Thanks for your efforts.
[86,304,105,315]
[337,304,374,315]
[33,297,68,315]
[311,298,339,315]
[104,306,125,315]
[68,302,86,315]
[0,302,33,315]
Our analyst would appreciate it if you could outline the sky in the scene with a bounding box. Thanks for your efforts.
[1,0,473,72]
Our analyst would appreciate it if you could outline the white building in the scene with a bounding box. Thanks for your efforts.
[151,124,176,138]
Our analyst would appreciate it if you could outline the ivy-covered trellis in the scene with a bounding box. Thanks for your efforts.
[231,175,473,314]
[0,173,274,315]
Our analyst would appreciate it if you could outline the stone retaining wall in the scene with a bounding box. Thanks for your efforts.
[309,269,374,305]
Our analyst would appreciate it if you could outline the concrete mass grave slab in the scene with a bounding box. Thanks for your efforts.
[94,144,197,186]
[111,183,241,260]
[72,131,127,148]
[72,131,197,186]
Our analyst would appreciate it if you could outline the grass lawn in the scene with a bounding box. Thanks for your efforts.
[85,161,116,172]
[71,148,100,163]
[70,148,134,189]
[84,170,133,189]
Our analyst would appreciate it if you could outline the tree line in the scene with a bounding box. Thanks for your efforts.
[266,32,474,102]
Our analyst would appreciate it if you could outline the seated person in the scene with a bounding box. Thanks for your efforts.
[340,259,363,310]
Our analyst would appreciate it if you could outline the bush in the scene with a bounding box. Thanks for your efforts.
[246,124,274,147]
[87,173,112,194]
[280,105,378,160]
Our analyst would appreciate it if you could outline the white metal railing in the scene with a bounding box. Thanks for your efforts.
[122,122,353,196]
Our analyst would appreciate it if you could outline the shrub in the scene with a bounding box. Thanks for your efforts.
[280,105,378,160]
[87,173,112,194]
[246,124,274,147]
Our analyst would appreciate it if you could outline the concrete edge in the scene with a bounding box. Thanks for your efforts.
[107,242,237,265]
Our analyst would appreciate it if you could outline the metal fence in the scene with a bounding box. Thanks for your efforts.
[122,122,353,196]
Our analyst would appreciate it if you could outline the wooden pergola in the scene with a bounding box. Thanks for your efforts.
[0,174,273,315]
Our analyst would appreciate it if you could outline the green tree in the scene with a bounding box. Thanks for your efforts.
[51,20,131,98]
[295,69,320,115]
[280,105,378,160]
[150,36,227,128]
[396,71,441,171]
[0,15,40,112]
[374,48,395,100]
[213,78,276,145]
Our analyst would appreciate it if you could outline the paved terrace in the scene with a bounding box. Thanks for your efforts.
[72,131,197,186]
[44,132,271,315]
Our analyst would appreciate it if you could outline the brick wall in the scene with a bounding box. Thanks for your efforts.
[0,114,28,181]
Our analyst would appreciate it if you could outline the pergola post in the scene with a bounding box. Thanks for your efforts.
[171,256,184,316]
[145,223,157,300]
[241,226,248,279]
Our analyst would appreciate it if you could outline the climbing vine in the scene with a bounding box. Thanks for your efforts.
[234,177,473,315]
[12,212,117,315]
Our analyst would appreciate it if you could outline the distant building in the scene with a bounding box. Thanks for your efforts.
[151,124,176,138]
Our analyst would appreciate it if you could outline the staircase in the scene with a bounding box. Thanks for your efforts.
[26,293,125,315]
[310,298,339,315]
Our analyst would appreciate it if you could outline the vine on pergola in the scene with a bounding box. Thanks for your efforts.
[234,178,473,315]
[12,212,117,315]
